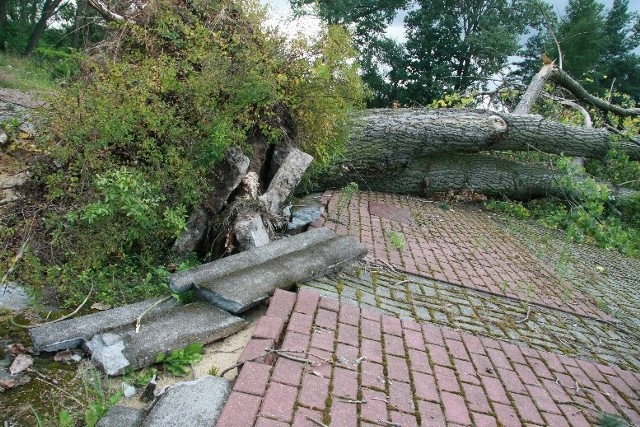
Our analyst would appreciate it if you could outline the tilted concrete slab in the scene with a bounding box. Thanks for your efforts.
[97,405,146,427]
[86,302,246,376]
[141,376,231,427]
[29,297,180,353]
[168,227,336,293]
[195,234,368,313]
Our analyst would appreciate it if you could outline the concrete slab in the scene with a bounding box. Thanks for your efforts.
[0,282,30,311]
[97,405,146,427]
[141,376,231,427]
[29,298,180,353]
[86,302,246,376]
[195,234,367,313]
[168,227,336,293]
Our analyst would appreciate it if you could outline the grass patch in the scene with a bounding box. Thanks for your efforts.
[0,52,60,92]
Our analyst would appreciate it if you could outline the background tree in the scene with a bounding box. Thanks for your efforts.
[516,0,640,101]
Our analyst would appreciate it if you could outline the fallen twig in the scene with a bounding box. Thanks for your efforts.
[135,296,173,333]
[11,282,94,329]
[337,398,367,404]
[515,306,531,324]
[305,416,328,427]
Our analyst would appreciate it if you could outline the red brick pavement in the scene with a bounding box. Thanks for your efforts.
[311,190,608,321]
[215,289,639,427]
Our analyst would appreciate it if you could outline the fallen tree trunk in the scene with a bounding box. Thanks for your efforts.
[312,109,640,202]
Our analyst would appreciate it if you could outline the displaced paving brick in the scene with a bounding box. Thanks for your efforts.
[238,338,275,365]
[266,289,297,319]
[403,328,425,350]
[253,316,286,341]
[525,384,561,415]
[408,348,432,374]
[216,391,261,427]
[453,358,480,385]
[481,376,510,405]
[287,312,314,335]
[298,373,330,410]
[271,357,303,387]
[446,338,470,361]
[294,288,319,315]
[233,361,271,396]
[361,318,382,341]
[497,367,528,395]
[261,382,298,423]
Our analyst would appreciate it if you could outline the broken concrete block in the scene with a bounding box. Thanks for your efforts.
[0,282,30,311]
[288,206,324,233]
[141,376,230,427]
[259,148,313,214]
[195,234,368,313]
[97,405,146,427]
[233,211,270,251]
[29,297,180,353]
[169,227,336,293]
[172,146,250,255]
[85,302,245,376]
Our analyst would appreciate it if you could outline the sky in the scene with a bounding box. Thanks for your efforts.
[261,0,640,43]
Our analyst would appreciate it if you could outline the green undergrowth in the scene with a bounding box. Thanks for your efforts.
[0,50,80,92]
[1,0,365,307]
[485,154,640,257]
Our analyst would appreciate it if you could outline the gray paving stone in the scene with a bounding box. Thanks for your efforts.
[169,228,336,292]
[196,234,367,313]
[30,298,179,353]
[86,302,246,376]
[97,405,146,427]
[141,376,230,427]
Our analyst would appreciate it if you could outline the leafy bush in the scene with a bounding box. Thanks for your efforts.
[156,342,204,376]
[3,0,364,307]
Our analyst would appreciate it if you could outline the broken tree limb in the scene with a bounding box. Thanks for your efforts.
[514,64,554,114]
[550,68,640,117]
[86,0,129,23]
[259,148,313,215]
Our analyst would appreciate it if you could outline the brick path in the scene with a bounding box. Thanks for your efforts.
[305,270,640,372]
[311,191,608,321]
[216,289,640,427]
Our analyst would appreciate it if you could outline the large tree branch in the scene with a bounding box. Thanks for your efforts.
[550,68,640,117]
[86,0,129,23]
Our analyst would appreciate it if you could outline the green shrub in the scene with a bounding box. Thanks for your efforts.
[3,0,365,306]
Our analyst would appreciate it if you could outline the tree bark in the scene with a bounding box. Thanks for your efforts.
[23,0,65,56]
[312,109,640,203]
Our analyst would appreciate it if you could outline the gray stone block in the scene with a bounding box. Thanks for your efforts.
[86,302,246,376]
[97,405,146,427]
[196,235,368,313]
[141,376,230,427]
[30,298,180,353]
[169,227,337,293]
